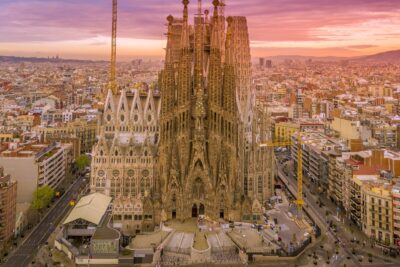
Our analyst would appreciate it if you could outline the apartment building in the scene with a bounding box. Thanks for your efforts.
[330,149,400,204]
[0,167,17,248]
[325,148,400,245]
[330,116,360,141]
[35,119,97,154]
[274,121,324,143]
[348,173,378,227]
[0,141,70,203]
[291,132,347,193]
[328,153,347,205]
[392,183,400,246]
[371,124,397,148]
[41,109,63,125]
[362,182,393,245]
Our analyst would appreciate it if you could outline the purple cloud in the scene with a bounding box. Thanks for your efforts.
[0,0,399,42]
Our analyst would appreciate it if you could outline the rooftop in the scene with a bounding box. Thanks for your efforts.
[92,214,120,240]
[63,192,112,226]
[0,141,61,160]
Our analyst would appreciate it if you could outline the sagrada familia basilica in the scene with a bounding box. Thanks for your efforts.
[90,0,273,234]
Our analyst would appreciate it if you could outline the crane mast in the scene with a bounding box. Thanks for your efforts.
[295,132,304,210]
[110,0,118,95]
[260,132,304,217]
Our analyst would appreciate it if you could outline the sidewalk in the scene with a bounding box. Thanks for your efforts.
[4,175,82,263]
[307,177,400,264]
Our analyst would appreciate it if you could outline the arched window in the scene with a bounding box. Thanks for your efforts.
[145,178,150,191]
[244,176,248,196]
[131,178,136,196]
[140,178,145,196]
[258,176,263,194]
[249,177,253,192]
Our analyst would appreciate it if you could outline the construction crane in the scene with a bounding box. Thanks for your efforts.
[109,0,118,95]
[260,132,304,216]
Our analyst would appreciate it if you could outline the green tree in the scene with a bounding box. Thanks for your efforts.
[76,154,90,171]
[32,186,55,210]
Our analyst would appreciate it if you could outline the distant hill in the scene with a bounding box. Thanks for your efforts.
[353,49,400,63]
[262,55,345,63]
[3,49,400,64]
[0,56,106,64]
[260,49,400,64]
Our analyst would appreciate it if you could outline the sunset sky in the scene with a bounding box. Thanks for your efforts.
[0,0,399,60]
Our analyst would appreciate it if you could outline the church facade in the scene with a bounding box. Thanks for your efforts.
[158,0,272,222]
[90,0,273,234]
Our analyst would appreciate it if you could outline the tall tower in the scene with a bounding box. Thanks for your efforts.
[158,0,270,222]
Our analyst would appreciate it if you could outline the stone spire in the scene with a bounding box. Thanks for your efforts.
[194,0,204,90]
[192,0,206,138]
[160,15,176,144]
[182,0,189,21]
[178,0,191,107]
[208,0,222,107]
[165,15,175,65]
[223,17,236,115]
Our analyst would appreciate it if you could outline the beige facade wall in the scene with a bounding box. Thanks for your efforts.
[393,190,400,243]
[362,185,393,245]
[331,117,360,141]
[36,120,97,154]
[0,145,67,203]
[0,157,37,203]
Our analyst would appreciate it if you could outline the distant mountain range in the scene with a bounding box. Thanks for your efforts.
[353,50,400,63]
[0,56,106,64]
[1,49,400,64]
[262,55,344,63]
[263,49,400,63]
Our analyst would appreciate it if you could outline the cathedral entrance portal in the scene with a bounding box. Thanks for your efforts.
[220,209,224,219]
[172,210,176,219]
[191,204,198,218]
[199,203,205,215]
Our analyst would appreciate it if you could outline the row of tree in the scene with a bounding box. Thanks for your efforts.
[31,154,90,211]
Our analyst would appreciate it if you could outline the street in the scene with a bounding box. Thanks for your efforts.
[3,175,87,267]
[275,156,400,267]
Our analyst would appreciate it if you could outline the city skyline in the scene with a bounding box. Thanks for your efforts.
[3,0,400,266]
[0,0,399,60]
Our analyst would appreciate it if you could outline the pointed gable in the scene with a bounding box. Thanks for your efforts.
[96,131,110,156]
[143,89,157,126]
[130,89,144,126]
[117,89,130,132]
[104,89,116,124]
